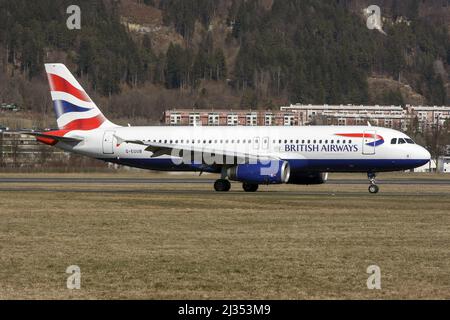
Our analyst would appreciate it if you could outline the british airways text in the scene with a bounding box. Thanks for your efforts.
[284,144,359,152]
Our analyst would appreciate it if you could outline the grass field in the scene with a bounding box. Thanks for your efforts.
[0,172,449,299]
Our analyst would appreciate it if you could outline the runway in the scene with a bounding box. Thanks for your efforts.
[1,174,449,299]
[0,177,449,185]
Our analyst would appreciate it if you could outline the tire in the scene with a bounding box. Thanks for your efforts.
[242,182,258,192]
[214,179,231,192]
[368,184,379,194]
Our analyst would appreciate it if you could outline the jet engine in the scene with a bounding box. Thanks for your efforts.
[227,160,290,184]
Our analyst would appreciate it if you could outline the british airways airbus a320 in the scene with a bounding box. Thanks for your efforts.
[28,64,431,193]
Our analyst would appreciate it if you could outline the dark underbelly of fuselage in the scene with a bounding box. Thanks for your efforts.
[100,157,429,173]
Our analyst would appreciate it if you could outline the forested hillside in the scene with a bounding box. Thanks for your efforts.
[0,0,448,127]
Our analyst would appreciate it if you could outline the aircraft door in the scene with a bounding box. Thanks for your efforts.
[362,130,376,155]
[102,130,115,154]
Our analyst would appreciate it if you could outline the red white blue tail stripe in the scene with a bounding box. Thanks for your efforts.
[45,64,114,131]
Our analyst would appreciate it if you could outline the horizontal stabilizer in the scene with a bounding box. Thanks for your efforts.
[24,131,84,145]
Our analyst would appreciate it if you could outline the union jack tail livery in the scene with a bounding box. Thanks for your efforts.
[45,63,116,130]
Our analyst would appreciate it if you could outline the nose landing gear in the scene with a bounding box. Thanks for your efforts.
[367,172,379,194]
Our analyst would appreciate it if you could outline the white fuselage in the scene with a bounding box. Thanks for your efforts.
[57,125,431,173]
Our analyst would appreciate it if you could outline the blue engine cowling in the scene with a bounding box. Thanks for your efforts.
[227,161,291,184]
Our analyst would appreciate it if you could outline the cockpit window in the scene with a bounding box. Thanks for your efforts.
[405,138,415,144]
[398,138,406,144]
[391,138,397,144]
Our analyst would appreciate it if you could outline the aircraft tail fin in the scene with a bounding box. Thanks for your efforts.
[45,63,117,130]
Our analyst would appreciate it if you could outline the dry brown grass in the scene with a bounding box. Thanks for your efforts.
[0,175,449,299]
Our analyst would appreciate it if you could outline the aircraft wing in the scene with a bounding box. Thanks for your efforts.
[114,135,277,164]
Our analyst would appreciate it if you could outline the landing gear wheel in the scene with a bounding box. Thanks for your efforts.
[242,182,258,192]
[214,179,231,192]
[368,184,379,194]
[367,172,379,194]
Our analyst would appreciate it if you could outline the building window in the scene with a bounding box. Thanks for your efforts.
[227,114,238,126]
[170,113,181,125]
[246,113,257,126]
[284,115,294,126]
[189,113,200,126]
[338,119,346,126]
[208,113,219,126]
[265,114,273,126]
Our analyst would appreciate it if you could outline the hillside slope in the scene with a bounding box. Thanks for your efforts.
[0,0,448,129]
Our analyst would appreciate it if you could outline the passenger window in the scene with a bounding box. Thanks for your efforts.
[313,140,316,144]
[336,140,340,144]
[343,140,346,144]
[307,140,310,144]
[319,140,322,144]
[349,140,352,144]
[325,140,328,144]
[391,138,397,144]
[302,140,305,144]
[398,138,406,144]
[296,140,299,144]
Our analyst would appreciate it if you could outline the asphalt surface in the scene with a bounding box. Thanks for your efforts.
[0,177,449,185]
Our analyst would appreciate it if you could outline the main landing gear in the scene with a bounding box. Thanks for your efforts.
[213,179,259,192]
[367,172,379,194]
[214,179,231,192]
[242,182,258,192]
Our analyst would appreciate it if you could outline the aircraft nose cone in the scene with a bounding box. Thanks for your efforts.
[422,147,431,161]
[417,146,431,165]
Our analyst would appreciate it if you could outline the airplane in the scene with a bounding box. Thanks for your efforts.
[27,63,431,193]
